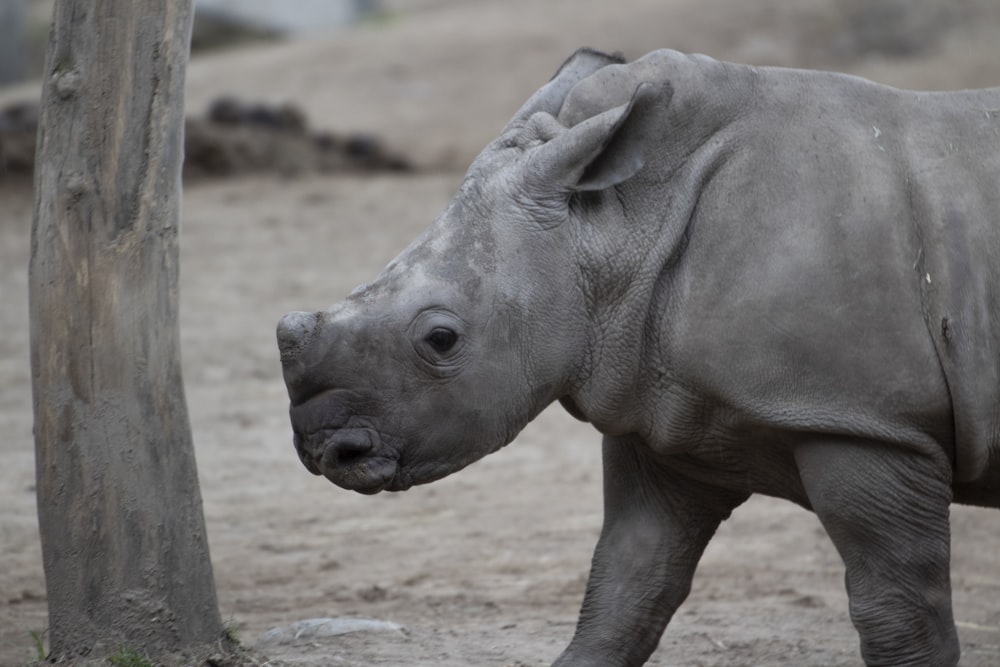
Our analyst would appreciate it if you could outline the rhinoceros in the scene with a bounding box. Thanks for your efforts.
[277,48,1000,666]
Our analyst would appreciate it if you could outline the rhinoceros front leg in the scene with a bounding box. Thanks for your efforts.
[795,438,959,667]
[553,434,749,667]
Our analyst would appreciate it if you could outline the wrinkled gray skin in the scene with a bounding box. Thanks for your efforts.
[278,48,1000,666]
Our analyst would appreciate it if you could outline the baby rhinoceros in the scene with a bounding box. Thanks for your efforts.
[277,48,1000,666]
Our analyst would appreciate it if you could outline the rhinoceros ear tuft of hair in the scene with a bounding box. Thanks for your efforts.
[528,82,665,193]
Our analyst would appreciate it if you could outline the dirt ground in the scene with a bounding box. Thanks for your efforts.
[2,1,1000,665]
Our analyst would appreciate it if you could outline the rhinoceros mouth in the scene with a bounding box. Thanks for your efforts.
[321,456,400,495]
[293,429,402,494]
[287,389,405,493]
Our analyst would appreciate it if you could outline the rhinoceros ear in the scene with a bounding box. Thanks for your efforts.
[527,82,663,193]
[511,48,625,122]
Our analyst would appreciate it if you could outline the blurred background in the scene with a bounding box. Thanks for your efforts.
[2,2,1000,666]
[2,0,1000,182]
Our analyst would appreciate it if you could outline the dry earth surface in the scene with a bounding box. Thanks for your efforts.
[3,0,1000,665]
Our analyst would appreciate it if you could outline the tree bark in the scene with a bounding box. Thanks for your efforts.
[30,1,224,660]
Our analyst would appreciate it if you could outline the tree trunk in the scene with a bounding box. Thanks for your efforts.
[29,1,224,660]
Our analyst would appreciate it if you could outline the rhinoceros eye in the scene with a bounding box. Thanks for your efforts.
[410,310,467,373]
[425,327,458,353]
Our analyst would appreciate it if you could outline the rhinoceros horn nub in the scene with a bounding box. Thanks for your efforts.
[277,310,320,364]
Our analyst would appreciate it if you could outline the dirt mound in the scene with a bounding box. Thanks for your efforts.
[0,97,412,184]
[184,97,412,178]
[0,101,37,178]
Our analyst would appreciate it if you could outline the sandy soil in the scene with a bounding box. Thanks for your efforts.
[3,1,1000,665]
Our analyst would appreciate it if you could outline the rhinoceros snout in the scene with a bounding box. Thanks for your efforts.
[276,310,320,364]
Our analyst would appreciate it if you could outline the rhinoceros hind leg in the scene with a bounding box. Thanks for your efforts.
[795,438,959,667]
[552,434,748,667]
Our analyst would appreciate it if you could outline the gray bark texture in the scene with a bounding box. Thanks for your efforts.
[29,1,224,660]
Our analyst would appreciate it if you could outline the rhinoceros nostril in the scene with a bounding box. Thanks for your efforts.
[334,443,368,466]
[322,430,374,468]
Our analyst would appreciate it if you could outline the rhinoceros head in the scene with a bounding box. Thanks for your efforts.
[277,49,664,493]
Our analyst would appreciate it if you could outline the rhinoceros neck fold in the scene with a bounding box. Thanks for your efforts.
[566,133,735,437]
